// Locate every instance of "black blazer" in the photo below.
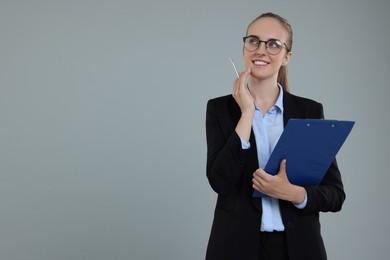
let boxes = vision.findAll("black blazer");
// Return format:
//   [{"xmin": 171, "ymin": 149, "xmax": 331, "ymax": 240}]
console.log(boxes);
[{"xmin": 205, "ymin": 91, "xmax": 345, "ymax": 260}]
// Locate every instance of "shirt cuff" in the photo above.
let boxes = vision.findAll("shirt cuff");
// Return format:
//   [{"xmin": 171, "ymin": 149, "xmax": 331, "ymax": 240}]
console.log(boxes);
[
  {"xmin": 293, "ymin": 192, "xmax": 307, "ymax": 209},
  {"xmin": 239, "ymin": 136, "xmax": 251, "ymax": 149}
]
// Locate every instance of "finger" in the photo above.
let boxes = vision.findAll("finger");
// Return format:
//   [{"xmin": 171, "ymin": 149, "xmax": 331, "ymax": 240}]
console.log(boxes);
[
  {"xmin": 252, "ymin": 177, "xmax": 264, "ymax": 191},
  {"xmin": 233, "ymin": 78, "xmax": 240, "ymax": 96},
  {"xmin": 234, "ymin": 68, "xmax": 250, "ymax": 87},
  {"xmin": 253, "ymin": 168, "xmax": 263, "ymax": 178},
  {"xmin": 239, "ymin": 70, "xmax": 253, "ymax": 97},
  {"xmin": 254, "ymin": 168, "xmax": 270, "ymax": 180},
  {"xmin": 253, "ymin": 170, "xmax": 268, "ymax": 187},
  {"xmin": 233, "ymin": 71, "xmax": 248, "ymax": 98},
  {"xmin": 233, "ymin": 72, "xmax": 244, "ymax": 91},
  {"xmin": 253, "ymin": 174, "xmax": 272, "ymax": 194},
  {"xmin": 239, "ymin": 68, "xmax": 251, "ymax": 83},
  {"xmin": 245, "ymin": 68, "xmax": 251, "ymax": 77},
  {"xmin": 278, "ymin": 159, "xmax": 287, "ymax": 175}
]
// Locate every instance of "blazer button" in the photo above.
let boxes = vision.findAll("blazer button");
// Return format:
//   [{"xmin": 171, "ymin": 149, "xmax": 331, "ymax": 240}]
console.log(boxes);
[{"xmin": 286, "ymin": 222, "xmax": 294, "ymax": 229}]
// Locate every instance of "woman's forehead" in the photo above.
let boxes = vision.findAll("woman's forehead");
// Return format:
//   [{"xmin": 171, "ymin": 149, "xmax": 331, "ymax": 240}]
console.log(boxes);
[{"xmin": 247, "ymin": 18, "xmax": 288, "ymax": 40}]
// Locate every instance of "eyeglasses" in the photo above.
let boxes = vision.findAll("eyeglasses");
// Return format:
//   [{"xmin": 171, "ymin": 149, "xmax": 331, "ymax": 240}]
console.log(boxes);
[{"xmin": 243, "ymin": 35, "xmax": 290, "ymax": 55}]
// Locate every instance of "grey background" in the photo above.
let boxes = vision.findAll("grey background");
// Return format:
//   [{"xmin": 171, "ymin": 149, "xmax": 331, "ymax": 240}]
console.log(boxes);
[{"xmin": 1, "ymin": 0, "xmax": 389, "ymax": 259}]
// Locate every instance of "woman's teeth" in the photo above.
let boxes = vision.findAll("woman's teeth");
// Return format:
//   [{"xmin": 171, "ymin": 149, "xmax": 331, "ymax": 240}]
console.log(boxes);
[{"xmin": 253, "ymin": 60, "xmax": 268, "ymax": 65}]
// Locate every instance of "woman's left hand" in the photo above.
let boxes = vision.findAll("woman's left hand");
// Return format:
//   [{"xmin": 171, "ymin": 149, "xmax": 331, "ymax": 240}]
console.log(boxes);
[{"xmin": 252, "ymin": 160, "xmax": 306, "ymax": 204}]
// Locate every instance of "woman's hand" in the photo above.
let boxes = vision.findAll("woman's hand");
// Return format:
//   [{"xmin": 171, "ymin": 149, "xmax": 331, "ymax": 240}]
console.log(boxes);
[
  {"xmin": 232, "ymin": 69, "xmax": 254, "ymax": 115},
  {"xmin": 233, "ymin": 69, "xmax": 255, "ymax": 142},
  {"xmin": 252, "ymin": 160, "xmax": 306, "ymax": 204}
]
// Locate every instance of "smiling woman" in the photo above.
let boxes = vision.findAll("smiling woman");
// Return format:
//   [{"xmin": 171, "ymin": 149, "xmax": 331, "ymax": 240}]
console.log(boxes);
[
  {"xmin": 0, "ymin": 0, "xmax": 389, "ymax": 259},
  {"xmin": 243, "ymin": 13, "xmax": 293, "ymax": 95},
  {"xmin": 205, "ymin": 12, "xmax": 345, "ymax": 260}
]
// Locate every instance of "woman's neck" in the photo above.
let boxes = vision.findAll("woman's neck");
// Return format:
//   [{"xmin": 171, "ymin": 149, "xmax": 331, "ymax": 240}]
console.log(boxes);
[{"xmin": 248, "ymin": 77, "xmax": 280, "ymax": 112}]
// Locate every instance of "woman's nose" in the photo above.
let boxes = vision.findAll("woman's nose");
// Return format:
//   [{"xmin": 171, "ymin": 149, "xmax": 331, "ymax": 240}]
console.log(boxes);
[{"xmin": 255, "ymin": 42, "xmax": 267, "ymax": 55}]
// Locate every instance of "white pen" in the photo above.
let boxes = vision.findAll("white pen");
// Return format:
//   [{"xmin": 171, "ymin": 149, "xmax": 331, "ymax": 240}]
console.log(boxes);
[{"xmin": 229, "ymin": 57, "xmax": 240, "ymax": 78}]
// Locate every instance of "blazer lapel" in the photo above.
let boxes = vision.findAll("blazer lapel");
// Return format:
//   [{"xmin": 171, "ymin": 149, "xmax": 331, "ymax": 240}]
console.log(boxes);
[{"xmin": 282, "ymin": 91, "xmax": 297, "ymax": 126}]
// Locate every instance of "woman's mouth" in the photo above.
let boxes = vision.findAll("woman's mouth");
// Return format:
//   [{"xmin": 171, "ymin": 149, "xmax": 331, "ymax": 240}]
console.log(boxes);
[{"xmin": 253, "ymin": 60, "xmax": 269, "ymax": 65}]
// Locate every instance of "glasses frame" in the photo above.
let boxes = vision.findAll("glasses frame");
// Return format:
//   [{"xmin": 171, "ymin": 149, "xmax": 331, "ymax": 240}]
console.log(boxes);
[{"xmin": 243, "ymin": 35, "xmax": 291, "ymax": 55}]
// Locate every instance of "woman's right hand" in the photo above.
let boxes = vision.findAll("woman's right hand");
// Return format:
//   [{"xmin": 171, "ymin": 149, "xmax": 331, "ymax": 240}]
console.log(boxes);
[
  {"xmin": 233, "ymin": 68, "xmax": 254, "ymax": 142},
  {"xmin": 232, "ymin": 68, "xmax": 254, "ymax": 115}
]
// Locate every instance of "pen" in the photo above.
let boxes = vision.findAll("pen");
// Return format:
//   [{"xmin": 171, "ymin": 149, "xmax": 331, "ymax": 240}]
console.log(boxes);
[{"xmin": 229, "ymin": 57, "xmax": 239, "ymax": 78}]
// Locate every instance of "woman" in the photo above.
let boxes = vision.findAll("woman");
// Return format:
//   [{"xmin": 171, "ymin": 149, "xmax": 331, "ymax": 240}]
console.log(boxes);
[{"xmin": 205, "ymin": 12, "xmax": 345, "ymax": 260}]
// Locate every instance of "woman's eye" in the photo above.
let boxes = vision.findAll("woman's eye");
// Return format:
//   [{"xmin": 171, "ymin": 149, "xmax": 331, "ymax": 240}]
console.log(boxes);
[
  {"xmin": 268, "ymin": 40, "xmax": 281, "ymax": 49},
  {"xmin": 249, "ymin": 38, "xmax": 259, "ymax": 45}
]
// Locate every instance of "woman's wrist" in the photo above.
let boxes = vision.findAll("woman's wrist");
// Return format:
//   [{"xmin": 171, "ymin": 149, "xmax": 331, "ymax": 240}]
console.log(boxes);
[
  {"xmin": 235, "ymin": 111, "xmax": 254, "ymax": 142},
  {"xmin": 288, "ymin": 185, "xmax": 306, "ymax": 204}
]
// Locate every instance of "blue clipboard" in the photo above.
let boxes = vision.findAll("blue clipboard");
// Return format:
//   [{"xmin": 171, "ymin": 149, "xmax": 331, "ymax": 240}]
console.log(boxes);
[{"xmin": 253, "ymin": 119, "xmax": 355, "ymax": 197}]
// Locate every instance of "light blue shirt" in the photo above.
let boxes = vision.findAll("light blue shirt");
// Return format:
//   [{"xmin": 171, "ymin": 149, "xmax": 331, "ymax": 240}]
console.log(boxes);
[{"xmin": 240, "ymin": 85, "xmax": 307, "ymax": 232}]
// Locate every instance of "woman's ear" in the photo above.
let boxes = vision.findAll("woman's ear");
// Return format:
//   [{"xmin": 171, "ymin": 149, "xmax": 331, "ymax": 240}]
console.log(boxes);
[{"xmin": 282, "ymin": 51, "xmax": 292, "ymax": 66}]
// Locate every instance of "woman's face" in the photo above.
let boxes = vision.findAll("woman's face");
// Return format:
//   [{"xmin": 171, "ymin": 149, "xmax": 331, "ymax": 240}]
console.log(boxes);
[{"xmin": 243, "ymin": 17, "xmax": 291, "ymax": 82}]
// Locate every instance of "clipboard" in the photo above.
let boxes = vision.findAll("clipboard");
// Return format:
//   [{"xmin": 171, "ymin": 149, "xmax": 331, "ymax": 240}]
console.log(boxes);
[{"xmin": 253, "ymin": 119, "xmax": 355, "ymax": 197}]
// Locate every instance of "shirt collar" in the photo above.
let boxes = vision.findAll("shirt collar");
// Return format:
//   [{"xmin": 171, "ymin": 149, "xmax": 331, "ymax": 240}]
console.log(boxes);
[{"xmin": 275, "ymin": 83, "xmax": 284, "ymax": 113}]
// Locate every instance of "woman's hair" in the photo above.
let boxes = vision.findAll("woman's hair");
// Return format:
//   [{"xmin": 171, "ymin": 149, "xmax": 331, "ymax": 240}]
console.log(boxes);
[{"xmin": 246, "ymin": 12, "xmax": 293, "ymax": 92}]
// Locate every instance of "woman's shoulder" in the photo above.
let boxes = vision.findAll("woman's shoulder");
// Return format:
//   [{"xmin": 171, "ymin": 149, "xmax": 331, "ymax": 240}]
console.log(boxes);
[
  {"xmin": 284, "ymin": 91, "xmax": 322, "ymax": 107},
  {"xmin": 284, "ymin": 91, "xmax": 324, "ymax": 117},
  {"xmin": 206, "ymin": 94, "xmax": 240, "ymax": 118},
  {"xmin": 207, "ymin": 94, "xmax": 233, "ymax": 104},
  {"xmin": 206, "ymin": 94, "xmax": 236, "ymax": 109}
]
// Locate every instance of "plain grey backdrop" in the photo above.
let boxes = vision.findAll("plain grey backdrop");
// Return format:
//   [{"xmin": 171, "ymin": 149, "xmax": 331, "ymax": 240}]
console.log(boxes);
[{"xmin": 1, "ymin": 0, "xmax": 389, "ymax": 259}]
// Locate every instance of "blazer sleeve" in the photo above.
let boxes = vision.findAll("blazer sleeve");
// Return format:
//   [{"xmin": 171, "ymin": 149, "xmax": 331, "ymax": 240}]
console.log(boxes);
[{"xmin": 205, "ymin": 98, "xmax": 253, "ymax": 196}]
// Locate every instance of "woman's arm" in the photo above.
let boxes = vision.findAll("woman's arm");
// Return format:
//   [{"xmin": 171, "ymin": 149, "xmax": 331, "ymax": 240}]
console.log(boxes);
[
  {"xmin": 206, "ymin": 99, "xmax": 252, "ymax": 195},
  {"xmin": 206, "ymin": 70, "xmax": 255, "ymax": 195}
]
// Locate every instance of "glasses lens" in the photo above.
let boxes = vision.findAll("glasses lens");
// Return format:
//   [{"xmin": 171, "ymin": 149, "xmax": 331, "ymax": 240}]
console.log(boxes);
[
  {"xmin": 244, "ymin": 36, "xmax": 259, "ymax": 52},
  {"xmin": 266, "ymin": 39, "xmax": 283, "ymax": 55}
]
